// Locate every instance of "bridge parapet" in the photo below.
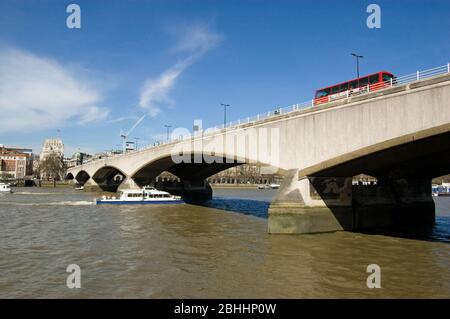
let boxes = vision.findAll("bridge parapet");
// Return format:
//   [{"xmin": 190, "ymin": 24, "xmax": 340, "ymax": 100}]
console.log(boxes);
[{"xmin": 66, "ymin": 65, "xmax": 450, "ymax": 234}]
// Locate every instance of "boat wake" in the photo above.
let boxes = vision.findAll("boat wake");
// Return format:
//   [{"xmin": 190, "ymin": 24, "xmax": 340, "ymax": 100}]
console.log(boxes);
[
  {"xmin": 0, "ymin": 200, "xmax": 94, "ymax": 206},
  {"xmin": 14, "ymin": 192, "xmax": 62, "ymax": 196}
]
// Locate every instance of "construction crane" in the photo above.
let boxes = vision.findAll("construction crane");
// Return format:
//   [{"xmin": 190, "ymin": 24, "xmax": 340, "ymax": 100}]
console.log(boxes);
[{"xmin": 120, "ymin": 114, "xmax": 146, "ymax": 153}]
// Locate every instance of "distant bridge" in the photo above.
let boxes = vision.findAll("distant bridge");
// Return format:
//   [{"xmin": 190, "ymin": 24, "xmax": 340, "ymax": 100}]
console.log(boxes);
[{"xmin": 67, "ymin": 64, "xmax": 450, "ymax": 234}]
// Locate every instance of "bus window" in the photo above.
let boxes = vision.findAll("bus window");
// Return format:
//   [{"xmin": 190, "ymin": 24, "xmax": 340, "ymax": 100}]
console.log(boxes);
[
  {"xmin": 331, "ymin": 86, "xmax": 340, "ymax": 94},
  {"xmin": 359, "ymin": 77, "xmax": 369, "ymax": 86},
  {"xmin": 340, "ymin": 83, "xmax": 348, "ymax": 92},
  {"xmin": 382, "ymin": 73, "xmax": 393, "ymax": 82},
  {"xmin": 349, "ymin": 80, "xmax": 358, "ymax": 89},
  {"xmin": 317, "ymin": 88, "xmax": 331, "ymax": 98},
  {"xmin": 369, "ymin": 74, "xmax": 379, "ymax": 84},
  {"xmin": 315, "ymin": 89, "xmax": 328, "ymax": 98}
]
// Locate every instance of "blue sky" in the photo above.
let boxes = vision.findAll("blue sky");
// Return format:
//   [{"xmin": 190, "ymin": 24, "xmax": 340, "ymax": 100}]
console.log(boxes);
[{"xmin": 0, "ymin": 0, "xmax": 449, "ymax": 156}]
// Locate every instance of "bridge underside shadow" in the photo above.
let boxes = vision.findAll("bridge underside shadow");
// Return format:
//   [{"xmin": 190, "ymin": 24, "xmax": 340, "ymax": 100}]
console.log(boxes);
[
  {"xmin": 92, "ymin": 166, "xmax": 126, "ymax": 192},
  {"xmin": 269, "ymin": 129, "xmax": 450, "ymax": 234},
  {"xmin": 131, "ymin": 155, "xmax": 244, "ymax": 200},
  {"xmin": 74, "ymin": 170, "xmax": 90, "ymax": 186}
]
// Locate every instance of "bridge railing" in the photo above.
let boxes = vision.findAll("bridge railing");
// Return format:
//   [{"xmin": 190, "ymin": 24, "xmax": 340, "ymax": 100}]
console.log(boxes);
[
  {"xmin": 74, "ymin": 63, "xmax": 450, "ymax": 166},
  {"xmin": 217, "ymin": 63, "xmax": 450, "ymax": 132}
]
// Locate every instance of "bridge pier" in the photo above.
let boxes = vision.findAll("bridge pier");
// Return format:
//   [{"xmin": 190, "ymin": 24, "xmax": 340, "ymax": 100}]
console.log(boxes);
[
  {"xmin": 182, "ymin": 180, "xmax": 213, "ymax": 201},
  {"xmin": 268, "ymin": 170, "xmax": 435, "ymax": 234},
  {"xmin": 352, "ymin": 177, "xmax": 435, "ymax": 229},
  {"xmin": 268, "ymin": 170, "xmax": 354, "ymax": 234},
  {"xmin": 155, "ymin": 179, "xmax": 213, "ymax": 201},
  {"xmin": 118, "ymin": 177, "xmax": 140, "ymax": 191},
  {"xmin": 82, "ymin": 178, "xmax": 103, "ymax": 192}
]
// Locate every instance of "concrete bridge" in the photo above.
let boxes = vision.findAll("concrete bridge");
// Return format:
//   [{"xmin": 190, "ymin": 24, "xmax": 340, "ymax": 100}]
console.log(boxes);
[{"xmin": 67, "ymin": 70, "xmax": 450, "ymax": 234}]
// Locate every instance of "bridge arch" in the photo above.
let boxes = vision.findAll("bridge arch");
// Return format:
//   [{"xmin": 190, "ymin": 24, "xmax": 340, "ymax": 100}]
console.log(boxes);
[
  {"xmin": 92, "ymin": 165, "xmax": 126, "ymax": 192},
  {"xmin": 75, "ymin": 170, "xmax": 90, "ymax": 184},
  {"xmin": 299, "ymin": 124, "xmax": 450, "ymax": 179},
  {"xmin": 130, "ymin": 152, "xmax": 266, "ymax": 187},
  {"xmin": 65, "ymin": 172, "xmax": 74, "ymax": 180}
]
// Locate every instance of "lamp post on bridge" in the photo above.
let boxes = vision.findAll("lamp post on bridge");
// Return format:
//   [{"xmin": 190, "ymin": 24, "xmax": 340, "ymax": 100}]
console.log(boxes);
[
  {"xmin": 164, "ymin": 125, "xmax": 172, "ymax": 141},
  {"xmin": 134, "ymin": 137, "xmax": 140, "ymax": 151},
  {"xmin": 351, "ymin": 53, "xmax": 363, "ymax": 78},
  {"xmin": 221, "ymin": 103, "xmax": 230, "ymax": 129}
]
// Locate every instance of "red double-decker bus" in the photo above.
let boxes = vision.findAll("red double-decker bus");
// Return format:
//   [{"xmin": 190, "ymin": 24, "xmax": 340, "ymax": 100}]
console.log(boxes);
[{"xmin": 314, "ymin": 71, "xmax": 395, "ymax": 105}]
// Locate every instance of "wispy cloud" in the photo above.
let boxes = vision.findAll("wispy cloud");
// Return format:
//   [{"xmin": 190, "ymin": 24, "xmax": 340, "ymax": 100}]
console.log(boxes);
[
  {"xmin": 0, "ymin": 48, "xmax": 109, "ymax": 133},
  {"xmin": 139, "ymin": 24, "xmax": 223, "ymax": 117},
  {"xmin": 107, "ymin": 115, "xmax": 141, "ymax": 124},
  {"xmin": 78, "ymin": 106, "xmax": 110, "ymax": 125},
  {"xmin": 171, "ymin": 23, "xmax": 224, "ymax": 55}
]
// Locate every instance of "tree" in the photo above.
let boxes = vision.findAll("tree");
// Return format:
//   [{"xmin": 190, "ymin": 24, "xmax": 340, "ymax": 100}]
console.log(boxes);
[
  {"xmin": 39, "ymin": 153, "xmax": 66, "ymax": 187},
  {"xmin": 0, "ymin": 172, "xmax": 13, "ymax": 181}
]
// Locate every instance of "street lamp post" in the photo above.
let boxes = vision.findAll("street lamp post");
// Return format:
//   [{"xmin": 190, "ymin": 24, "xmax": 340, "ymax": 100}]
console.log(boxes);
[
  {"xmin": 134, "ymin": 137, "xmax": 140, "ymax": 150},
  {"xmin": 221, "ymin": 103, "xmax": 230, "ymax": 129},
  {"xmin": 351, "ymin": 53, "xmax": 363, "ymax": 78},
  {"xmin": 164, "ymin": 125, "xmax": 172, "ymax": 141}
]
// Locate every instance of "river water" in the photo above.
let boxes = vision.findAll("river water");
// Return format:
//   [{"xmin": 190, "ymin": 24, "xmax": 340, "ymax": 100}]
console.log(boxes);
[{"xmin": 1, "ymin": 187, "xmax": 449, "ymax": 298}]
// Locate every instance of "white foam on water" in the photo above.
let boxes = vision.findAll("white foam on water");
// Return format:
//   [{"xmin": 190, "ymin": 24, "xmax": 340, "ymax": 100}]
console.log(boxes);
[
  {"xmin": 53, "ymin": 201, "xmax": 94, "ymax": 206},
  {"xmin": 14, "ymin": 192, "xmax": 61, "ymax": 196},
  {"xmin": 120, "ymin": 225, "xmax": 138, "ymax": 231},
  {"xmin": 0, "ymin": 201, "xmax": 94, "ymax": 206}
]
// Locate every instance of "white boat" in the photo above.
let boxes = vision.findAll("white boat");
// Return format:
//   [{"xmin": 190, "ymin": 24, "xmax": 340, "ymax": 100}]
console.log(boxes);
[
  {"xmin": 432, "ymin": 184, "xmax": 450, "ymax": 197},
  {"xmin": 75, "ymin": 186, "xmax": 84, "ymax": 190},
  {"xmin": 269, "ymin": 183, "xmax": 280, "ymax": 189},
  {"xmin": 95, "ymin": 186, "xmax": 184, "ymax": 205},
  {"xmin": 0, "ymin": 183, "xmax": 12, "ymax": 193}
]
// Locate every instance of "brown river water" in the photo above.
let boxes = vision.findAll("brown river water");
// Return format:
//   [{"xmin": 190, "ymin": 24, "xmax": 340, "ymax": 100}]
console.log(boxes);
[{"xmin": 0, "ymin": 187, "xmax": 449, "ymax": 298}]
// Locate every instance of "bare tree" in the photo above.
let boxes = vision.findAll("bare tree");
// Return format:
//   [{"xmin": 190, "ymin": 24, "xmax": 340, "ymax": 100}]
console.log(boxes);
[{"xmin": 39, "ymin": 153, "xmax": 66, "ymax": 187}]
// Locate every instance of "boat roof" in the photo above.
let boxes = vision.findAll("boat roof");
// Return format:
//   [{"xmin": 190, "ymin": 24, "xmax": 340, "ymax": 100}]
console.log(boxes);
[{"xmin": 119, "ymin": 188, "xmax": 169, "ymax": 194}]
